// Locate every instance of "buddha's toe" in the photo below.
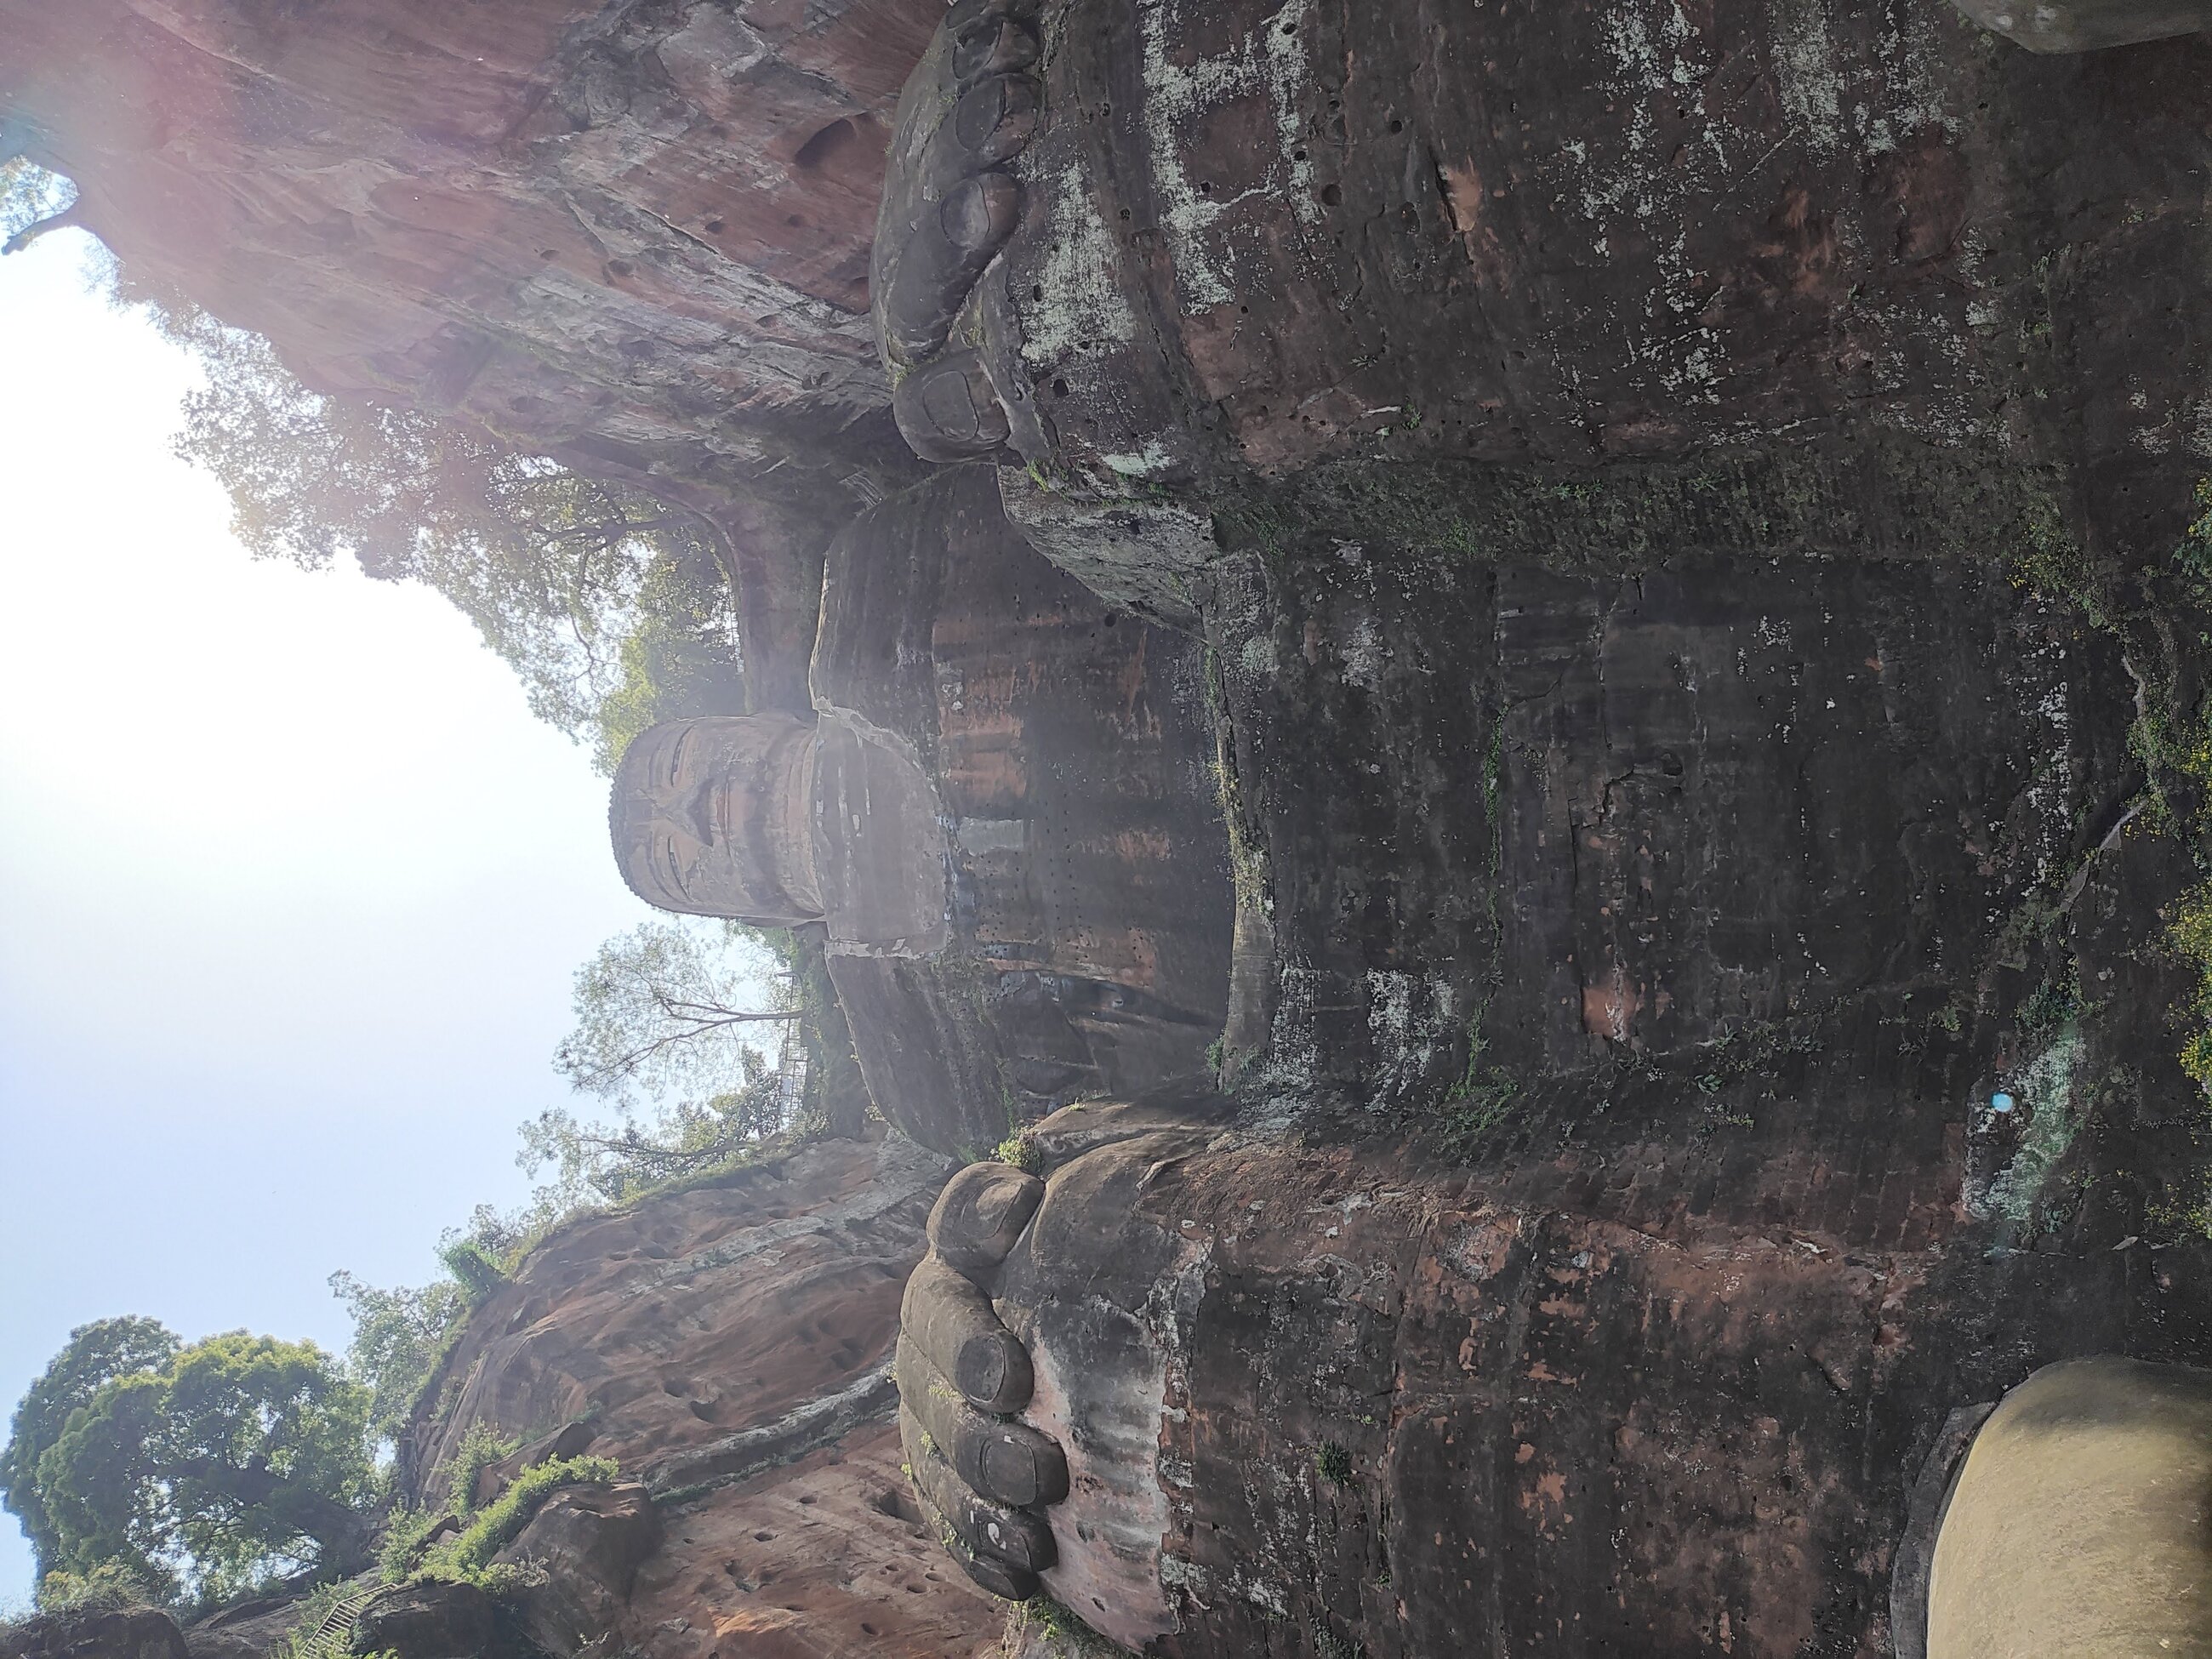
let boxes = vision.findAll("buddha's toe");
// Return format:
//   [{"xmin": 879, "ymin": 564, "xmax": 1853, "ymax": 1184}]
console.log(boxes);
[
  {"xmin": 883, "ymin": 173, "xmax": 1023, "ymax": 363},
  {"xmin": 893, "ymin": 350, "xmax": 1013, "ymax": 461}
]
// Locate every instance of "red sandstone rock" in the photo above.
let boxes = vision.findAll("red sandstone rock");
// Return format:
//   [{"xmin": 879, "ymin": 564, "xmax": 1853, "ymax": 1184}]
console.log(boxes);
[
  {"xmin": 0, "ymin": 1610, "xmax": 190, "ymax": 1659},
  {"xmin": 348, "ymin": 1582, "xmax": 501, "ymax": 1659},
  {"xmin": 493, "ymin": 1482, "xmax": 659, "ymax": 1658},
  {"xmin": 0, "ymin": 0, "xmax": 934, "ymax": 470},
  {"xmin": 177, "ymin": 1599, "xmax": 312, "ymax": 1659},
  {"xmin": 0, "ymin": 0, "xmax": 955, "ymax": 704},
  {"xmin": 399, "ymin": 1134, "xmax": 1007, "ymax": 1659}
]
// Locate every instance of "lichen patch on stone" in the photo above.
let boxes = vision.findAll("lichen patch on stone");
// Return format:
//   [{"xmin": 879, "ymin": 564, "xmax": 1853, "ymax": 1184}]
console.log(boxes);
[
  {"xmin": 1138, "ymin": 0, "xmax": 1316, "ymax": 314},
  {"xmin": 1020, "ymin": 160, "xmax": 1137, "ymax": 365}
]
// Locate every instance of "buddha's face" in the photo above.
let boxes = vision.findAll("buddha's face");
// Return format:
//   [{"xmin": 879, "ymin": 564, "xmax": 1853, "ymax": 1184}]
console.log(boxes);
[{"xmin": 609, "ymin": 716, "xmax": 824, "ymax": 922}]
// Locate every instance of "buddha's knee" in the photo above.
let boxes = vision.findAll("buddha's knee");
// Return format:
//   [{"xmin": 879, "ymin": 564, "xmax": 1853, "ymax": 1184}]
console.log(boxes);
[{"xmin": 1929, "ymin": 1356, "xmax": 2212, "ymax": 1658}]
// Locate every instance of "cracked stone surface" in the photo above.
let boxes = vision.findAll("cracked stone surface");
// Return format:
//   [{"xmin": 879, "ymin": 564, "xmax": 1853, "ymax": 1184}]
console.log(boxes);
[
  {"xmin": 870, "ymin": 0, "xmax": 2212, "ymax": 601},
  {"xmin": 396, "ymin": 1134, "xmax": 1009, "ymax": 1659}
]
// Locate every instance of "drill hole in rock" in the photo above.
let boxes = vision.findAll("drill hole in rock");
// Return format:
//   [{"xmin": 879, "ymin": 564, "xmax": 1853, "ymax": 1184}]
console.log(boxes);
[{"xmin": 793, "ymin": 117, "xmax": 859, "ymax": 172}]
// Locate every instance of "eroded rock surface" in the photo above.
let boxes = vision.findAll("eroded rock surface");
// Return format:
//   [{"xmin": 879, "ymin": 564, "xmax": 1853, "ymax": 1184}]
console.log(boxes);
[
  {"xmin": 1208, "ymin": 546, "xmax": 2140, "ymax": 1109},
  {"xmin": 809, "ymin": 469, "xmax": 1234, "ymax": 1153},
  {"xmin": 350, "ymin": 1582, "xmax": 501, "ymax": 1659},
  {"xmin": 0, "ymin": 0, "xmax": 957, "ymax": 704},
  {"xmin": 18, "ymin": 0, "xmax": 2212, "ymax": 1654},
  {"xmin": 1952, "ymin": 0, "xmax": 2212, "ymax": 51},
  {"xmin": 874, "ymin": 0, "xmax": 2212, "ymax": 619},
  {"xmin": 397, "ymin": 1133, "xmax": 1008, "ymax": 1659},
  {"xmin": 875, "ymin": 461, "xmax": 2212, "ymax": 1656},
  {"xmin": 1, "ymin": 0, "xmax": 934, "ymax": 470},
  {"xmin": 897, "ymin": 1047, "xmax": 2212, "ymax": 1656},
  {"xmin": 0, "ymin": 1610, "xmax": 191, "ymax": 1659},
  {"xmin": 177, "ymin": 1597, "xmax": 313, "ymax": 1659},
  {"xmin": 496, "ymin": 1483, "xmax": 660, "ymax": 1659}
]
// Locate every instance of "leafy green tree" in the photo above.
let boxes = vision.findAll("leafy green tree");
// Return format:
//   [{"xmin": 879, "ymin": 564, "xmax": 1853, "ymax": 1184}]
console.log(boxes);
[
  {"xmin": 552, "ymin": 921, "xmax": 797, "ymax": 1103},
  {"xmin": 523, "ymin": 921, "xmax": 800, "ymax": 1207},
  {"xmin": 590, "ymin": 599, "xmax": 754, "ymax": 774},
  {"xmin": 325, "ymin": 1200, "xmax": 537, "ymax": 1457},
  {"xmin": 158, "ymin": 316, "xmax": 744, "ymax": 765},
  {"xmin": 3, "ymin": 159, "xmax": 745, "ymax": 766},
  {"xmin": 325, "ymin": 1274, "xmax": 465, "ymax": 1445},
  {"xmin": 0, "ymin": 155, "xmax": 80, "ymax": 255},
  {"xmin": 435, "ymin": 1237, "xmax": 509, "ymax": 1308},
  {"xmin": 8, "ymin": 1329, "xmax": 375, "ymax": 1602},
  {"xmin": 1, "ymin": 1318, "xmax": 179, "ymax": 1576},
  {"xmin": 521, "ymin": 1052, "xmax": 788, "ymax": 1209}
]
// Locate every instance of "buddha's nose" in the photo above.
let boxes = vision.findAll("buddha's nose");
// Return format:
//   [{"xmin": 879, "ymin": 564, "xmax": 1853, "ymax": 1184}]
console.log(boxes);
[{"xmin": 679, "ymin": 781, "xmax": 718, "ymax": 846}]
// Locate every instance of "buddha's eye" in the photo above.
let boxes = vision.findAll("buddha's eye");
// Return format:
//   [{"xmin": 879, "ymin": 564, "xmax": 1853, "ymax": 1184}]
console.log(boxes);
[
  {"xmin": 666, "ymin": 733, "xmax": 691, "ymax": 787},
  {"xmin": 660, "ymin": 841, "xmax": 686, "ymax": 896}
]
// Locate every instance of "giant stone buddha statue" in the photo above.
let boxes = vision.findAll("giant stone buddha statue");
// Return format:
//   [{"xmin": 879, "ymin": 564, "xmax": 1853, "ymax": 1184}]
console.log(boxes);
[
  {"xmin": 610, "ymin": 465, "xmax": 1235, "ymax": 1156},
  {"xmin": 608, "ymin": 2, "xmax": 2212, "ymax": 1648},
  {"xmin": 613, "ymin": 710, "xmax": 951, "ymax": 954}
]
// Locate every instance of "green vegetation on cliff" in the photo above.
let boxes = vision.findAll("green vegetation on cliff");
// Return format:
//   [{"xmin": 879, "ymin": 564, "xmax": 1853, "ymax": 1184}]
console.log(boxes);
[
  {"xmin": 374, "ymin": 1445, "xmax": 619, "ymax": 1597},
  {"xmin": 316, "ymin": 915, "xmax": 865, "ymax": 1479},
  {"xmin": 167, "ymin": 317, "xmax": 744, "ymax": 773},
  {"xmin": 322, "ymin": 1279, "xmax": 465, "ymax": 1449},
  {"xmin": 527, "ymin": 921, "xmax": 803, "ymax": 1210},
  {"xmin": 423, "ymin": 1456, "xmax": 618, "ymax": 1583}
]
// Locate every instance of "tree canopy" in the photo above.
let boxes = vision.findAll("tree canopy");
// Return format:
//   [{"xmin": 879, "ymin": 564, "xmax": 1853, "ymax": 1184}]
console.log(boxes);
[
  {"xmin": 0, "ymin": 1317, "xmax": 179, "ymax": 1578},
  {"xmin": 523, "ymin": 921, "xmax": 803, "ymax": 1207},
  {"xmin": 552, "ymin": 921, "xmax": 798, "ymax": 1103},
  {"xmin": 0, "ymin": 156, "xmax": 79, "ymax": 255},
  {"xmin": 324, "ymin": 1274, "xmax": 466, "ymax": 1447},
  {"xmin": 5, "ymin": 160, "xmax": 750, "ymax": 772},
  {"xmin": 2, "ymin": 1325, "xmax": 375, "ymax": 1604},
  {"xmin": 157, "ymin": 314, "xmax": 746, "ymax": 771}
]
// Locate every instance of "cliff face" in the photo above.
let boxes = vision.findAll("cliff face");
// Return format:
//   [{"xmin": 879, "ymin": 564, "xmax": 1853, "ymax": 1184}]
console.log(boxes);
[
  {"xmin": 2, "ymin": 0, "xmax": 933, "ymax": 470},
  {"xmin": 0, "ymin": 0, "xmax": 952, "ymax": 703},
  {"xmin": 400, "ymin": 1134, "xmax": 1008, "ymax": 1659},
  {"xmin": 875, "ymin": 0, "xmax": 2212, "ymax": 629},
  {"xmin": 19, "ymin": 0, "xmax": 2212, "ymax": 1654},
  {"xmin": 909, "ymin": 527, "xmax": 2212, "ymax": 1656},
  {"xmin": 1209, "ymin": 551, "xmax": 2140, "ymax": 1104},
  {"xmin": 857, "ymin": 9, "xmax": 2212, "ymax": 1652}
]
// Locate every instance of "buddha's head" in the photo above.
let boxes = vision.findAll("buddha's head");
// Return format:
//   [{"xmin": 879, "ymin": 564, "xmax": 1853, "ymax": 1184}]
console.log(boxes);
[{"xmin": 609, "ymin": 715, "xmax": 824, "ymax": 922}]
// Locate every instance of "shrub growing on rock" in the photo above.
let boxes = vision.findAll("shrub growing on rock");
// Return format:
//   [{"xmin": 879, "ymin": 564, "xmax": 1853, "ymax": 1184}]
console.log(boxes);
[{"xmin": 413, "ymin": 1457, "xmax": 620, "ymax": 1586}]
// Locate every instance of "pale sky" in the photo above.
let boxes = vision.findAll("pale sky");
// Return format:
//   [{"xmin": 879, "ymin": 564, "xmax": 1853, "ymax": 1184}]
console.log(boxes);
[{"xmin": 0, "ymin": 233, "xmax": 668, "ymax": 1605}]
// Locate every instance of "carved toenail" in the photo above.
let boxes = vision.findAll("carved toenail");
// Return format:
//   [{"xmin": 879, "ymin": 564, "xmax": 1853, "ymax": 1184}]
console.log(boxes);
[
  {"xmin": 952, "ymin": 16, "xmax": 1040, "ymax": 83},
  {"xmin": 940, "ymin": 173, "xmax": 1021, "ymax": 256},
  {"xmin": 952, "ymin": 75, "xmax": 1040, "ymax": 167}
]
